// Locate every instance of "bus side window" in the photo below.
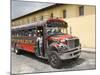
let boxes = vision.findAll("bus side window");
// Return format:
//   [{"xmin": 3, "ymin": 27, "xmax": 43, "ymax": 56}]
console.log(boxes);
[
  {"xmin": 12, "ymin": 31, "xmax": 14, "ymax": 37},
  {"xmin": 32, "ymin": 29, "xmax": 37, "ymax": 37},
  {"xmin": 20, "ymin": 30, "xmax": 23, "ymax": 37},
  {"xmin": 18, "ymin": 31, "xmax": 21, "ymax": 37},
  {"xmin": 21, "ymin": 30, "xmax": 24, "ymax": 36},
  {"xmin": 16, "ymin": 33, "xmax": 19, "ymax": 37},
  {"xmin": 28, "ymin": 28, "xmax": 37, "ymax": 37},
  {"xmin": 22, "ymin": 30, "xmax": 26, "ymax": 37},
  {"xmin": 16, "ymin": 33, "xmax": 18, "ymax": 37},
  {"xmin": 28, "ymin": 32, "xmax": 32, "ymax": 37},
  {"xmin": 27, "ymin": 29, "xmax": 32, "ymax": 37},
  {"xmin": 24, "ymin": 30, "xmax": 28, "ymax": 36}
]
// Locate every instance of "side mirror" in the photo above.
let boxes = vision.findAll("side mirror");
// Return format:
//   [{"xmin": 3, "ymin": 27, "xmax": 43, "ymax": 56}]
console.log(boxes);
[
  {"xmin": 70, "ymin": 26, "xmax": 72, "ymax": 35},
  {"xmin": 67, "ymin": 26, "xmax": 72, "ymax": 35}
]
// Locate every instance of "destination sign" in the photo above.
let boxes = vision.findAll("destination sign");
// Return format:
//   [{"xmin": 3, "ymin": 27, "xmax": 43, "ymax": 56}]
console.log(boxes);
[{"xmin": 47, "ymin": 21, "xmax": 67, "ymax": 27}]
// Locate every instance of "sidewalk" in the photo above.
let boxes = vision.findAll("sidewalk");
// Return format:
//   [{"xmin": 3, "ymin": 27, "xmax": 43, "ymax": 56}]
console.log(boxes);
[{"xmin": 81, "ymin": 48, "xmax": 96, "ymax": 53}]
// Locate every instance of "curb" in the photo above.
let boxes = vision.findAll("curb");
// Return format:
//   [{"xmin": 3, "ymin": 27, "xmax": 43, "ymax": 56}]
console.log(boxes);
[{"xmin": 81, "ymin": 48, "xmax": 96, "ymax": 54}]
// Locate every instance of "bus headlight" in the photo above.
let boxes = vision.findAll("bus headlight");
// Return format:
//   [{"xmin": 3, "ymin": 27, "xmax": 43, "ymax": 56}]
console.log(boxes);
[{"xmin": 58, "ymin": 43, "xmax": 68, "ymax": 52}]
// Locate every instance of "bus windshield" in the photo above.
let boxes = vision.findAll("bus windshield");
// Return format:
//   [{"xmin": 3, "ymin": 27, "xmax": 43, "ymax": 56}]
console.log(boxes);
[
  {"xmin": 47, "ymin": 21, "xmax": 68, "ymax": 35},
  {"xmin": 46, "ymin": 27, "xmax": 67, "ymax": 35}
]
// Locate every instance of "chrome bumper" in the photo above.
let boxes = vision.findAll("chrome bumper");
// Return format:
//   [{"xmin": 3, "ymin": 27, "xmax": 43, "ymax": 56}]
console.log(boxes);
[{"xmin": 59, "ymin": 48, "xmax": 81, "ymax": 60}]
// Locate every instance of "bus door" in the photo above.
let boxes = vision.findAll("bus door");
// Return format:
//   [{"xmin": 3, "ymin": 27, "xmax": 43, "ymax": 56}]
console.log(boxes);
[{"xmin": 36, "ymin": 26, "xmax": 45, "ymax": 57}]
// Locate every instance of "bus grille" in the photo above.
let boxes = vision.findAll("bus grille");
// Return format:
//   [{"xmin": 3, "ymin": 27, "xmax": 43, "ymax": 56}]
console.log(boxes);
[
  {"xmin": 67, "ymin": 39, "xmax": 79, "ymax": 49},
  {"xmin": 75, "ymin": 39, "xmax": 79, "ymax": 47}
]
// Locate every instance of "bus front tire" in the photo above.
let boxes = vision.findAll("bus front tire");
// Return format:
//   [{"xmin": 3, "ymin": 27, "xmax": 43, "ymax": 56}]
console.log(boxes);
[{"xmin": 48, "ymin": 51, "xmax": 62, "ymax": 69}]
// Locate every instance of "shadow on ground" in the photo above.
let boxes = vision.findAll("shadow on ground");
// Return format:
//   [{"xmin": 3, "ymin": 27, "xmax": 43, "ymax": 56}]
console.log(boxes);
[
  {"xmin": 62, "ymin": 58, "xmax": 85, "ymax": 69},
  {"xmin": 20, "ymin": 51, "xmax": 49, "ymax": 64},
  {"xmin": 16, "ymin": 51, "xmax": 85, "ymax": 69}
]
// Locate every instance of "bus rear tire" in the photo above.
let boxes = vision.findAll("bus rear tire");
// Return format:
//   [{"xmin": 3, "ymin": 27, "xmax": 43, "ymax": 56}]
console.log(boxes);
[
  {"xmin": 48, "ymin": 51, "xmax": 62, "ymax": 69},
  {"xmin": 14, "ymin": 48, "xmax": 21, "ymax": 55}
]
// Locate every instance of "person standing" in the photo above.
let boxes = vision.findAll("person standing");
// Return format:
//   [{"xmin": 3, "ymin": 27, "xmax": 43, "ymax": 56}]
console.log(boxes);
[{"xmin": 36, "ymin": 33, "xmax": 43, "ymax": 56}]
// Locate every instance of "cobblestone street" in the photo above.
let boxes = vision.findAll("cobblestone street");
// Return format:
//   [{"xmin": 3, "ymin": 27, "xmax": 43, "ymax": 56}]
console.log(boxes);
[{"xmin": 11, "ymin": 51, "xmax": 96, "ymax": 74}]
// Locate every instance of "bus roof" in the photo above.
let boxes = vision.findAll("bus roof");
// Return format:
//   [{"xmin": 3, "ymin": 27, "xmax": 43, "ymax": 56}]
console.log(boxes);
[
  {"xmin": 11, "ymin": 19, "xmax": 67, "ymax": 31},
  {"xmin": 11, "ymin": 20, "xmax": 47, "ymax": 30}
]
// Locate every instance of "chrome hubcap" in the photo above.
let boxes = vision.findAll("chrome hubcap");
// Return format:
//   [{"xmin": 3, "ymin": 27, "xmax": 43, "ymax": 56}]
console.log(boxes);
[
  {"xmin": 15, "ymin": 49, "xmax": 18, "ymax": 53},
  {"xmin": 51, "ymin": 55, "xmax": 57, "ymax": 65}
]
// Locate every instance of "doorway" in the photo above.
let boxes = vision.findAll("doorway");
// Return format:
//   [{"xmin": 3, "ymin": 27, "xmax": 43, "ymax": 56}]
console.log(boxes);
[{"xmin": 36, "ymin": 26, "xmax": 45, "ymax": 57}]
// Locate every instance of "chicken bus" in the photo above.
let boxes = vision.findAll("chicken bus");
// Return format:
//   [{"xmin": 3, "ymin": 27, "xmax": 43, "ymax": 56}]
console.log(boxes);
[{"xmin": 11, "ymin": 18, "xmax": 81, "ymax": 68}]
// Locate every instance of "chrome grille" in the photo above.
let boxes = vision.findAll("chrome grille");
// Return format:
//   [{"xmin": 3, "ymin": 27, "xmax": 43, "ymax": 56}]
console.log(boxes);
[
  {"xmin": 75, "ymin": 39, "xmax": 79, "ymax": 47},
  {"xmin": 67, "ymin": 39, "xmax": 79, "ymax": 49},
  {"xmin": 68, "ymin": 40, "xmax": 75, "ymax": 49}
]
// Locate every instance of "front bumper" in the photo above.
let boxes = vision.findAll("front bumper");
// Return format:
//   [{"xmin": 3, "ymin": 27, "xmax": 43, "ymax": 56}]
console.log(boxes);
[{"xmin": 59, "ymin": 48, "xmax": 81, "ymax": 60}]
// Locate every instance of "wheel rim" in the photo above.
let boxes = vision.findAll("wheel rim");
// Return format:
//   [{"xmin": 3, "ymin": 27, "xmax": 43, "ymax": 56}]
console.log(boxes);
[
  {"xmin": 15, "ymin": 49, "xmax": 18, "ymax": 53},
  {"xmin": 50, "ymin": 54, "xmax": 58, "ymax": 66}
]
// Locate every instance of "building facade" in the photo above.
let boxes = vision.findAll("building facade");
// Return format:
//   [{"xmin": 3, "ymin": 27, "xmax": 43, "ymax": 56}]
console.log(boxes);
[{"xmin": 11, "ymin": 4, "xmax": 96, "ymax": 49}]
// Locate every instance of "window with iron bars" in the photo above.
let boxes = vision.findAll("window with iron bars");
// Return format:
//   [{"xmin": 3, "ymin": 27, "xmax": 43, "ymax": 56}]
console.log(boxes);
[{"xmin": 79, "ymin": 6, "xmax": 84, "ymax": 16}]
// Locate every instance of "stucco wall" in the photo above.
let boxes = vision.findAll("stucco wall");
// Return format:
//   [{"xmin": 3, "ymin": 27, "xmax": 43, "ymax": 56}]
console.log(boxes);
[{"xmin": 64, "ymin": 15, "xmax": 95, "ymax": 48}]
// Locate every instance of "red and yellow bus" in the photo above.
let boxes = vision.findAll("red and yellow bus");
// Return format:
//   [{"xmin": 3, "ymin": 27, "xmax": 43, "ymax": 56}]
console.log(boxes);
[{"xmin": 11, "ymin": 18, "xmax": 81, "ymax": 68}]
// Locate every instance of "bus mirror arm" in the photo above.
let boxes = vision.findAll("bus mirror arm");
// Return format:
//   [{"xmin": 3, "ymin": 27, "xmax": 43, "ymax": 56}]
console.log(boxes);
[{"xmin": 70, "ymin": 26, "xmax": 72, "ymax": 35}]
